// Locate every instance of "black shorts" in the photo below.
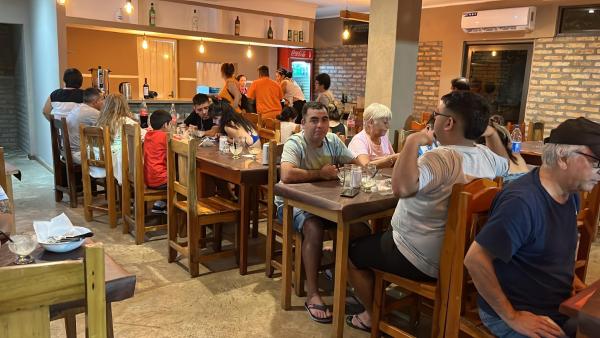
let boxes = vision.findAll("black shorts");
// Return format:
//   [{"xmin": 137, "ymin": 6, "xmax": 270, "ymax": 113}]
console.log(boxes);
[{"xmin": 349, "ymin": 230, "xmax": 435, "ymax": 282}]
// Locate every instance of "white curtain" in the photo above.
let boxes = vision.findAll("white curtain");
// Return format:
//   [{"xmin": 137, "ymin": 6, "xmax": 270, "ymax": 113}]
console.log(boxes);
[{"xmin": 196, "ymin": 62, "xmax": 222, "ymax": 88}]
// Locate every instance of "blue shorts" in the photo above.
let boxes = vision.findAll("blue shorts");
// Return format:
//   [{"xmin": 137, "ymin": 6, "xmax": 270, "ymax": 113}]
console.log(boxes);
[
  {"xmin": 276, "ymin": 204, "xmax": 337, "ymax": 232},
  {"xmin": 479, "ymin": 309, "xmax": 573, "ymax": 338}
]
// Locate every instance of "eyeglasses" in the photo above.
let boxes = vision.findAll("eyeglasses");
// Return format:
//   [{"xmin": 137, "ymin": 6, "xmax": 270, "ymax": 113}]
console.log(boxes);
[
  {"xmin": 575, "ymin": 151, "xmax": 600, "ymax": 169},
  {"xmin": 432, "ymin": 111, "xmax": 452, "ymax": 119}
]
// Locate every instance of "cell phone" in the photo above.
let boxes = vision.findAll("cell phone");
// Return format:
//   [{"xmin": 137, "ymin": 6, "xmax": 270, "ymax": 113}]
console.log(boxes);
[{"xmin": 340, "ymin": 187, "xmax": 360, "ymax": 198}]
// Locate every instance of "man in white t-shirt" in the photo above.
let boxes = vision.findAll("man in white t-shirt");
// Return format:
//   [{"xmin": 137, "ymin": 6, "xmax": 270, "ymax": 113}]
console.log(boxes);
[
  {"xmin": 0, "ymin": 185, "xmax": 12, "ymax": 235},
  {"xmin": 344, "ymin": 91, "xmax": 509, "ymax": 332},
  {"xmin": 66, "ymin": 88, "xmax": 104, "ymax": 164}
]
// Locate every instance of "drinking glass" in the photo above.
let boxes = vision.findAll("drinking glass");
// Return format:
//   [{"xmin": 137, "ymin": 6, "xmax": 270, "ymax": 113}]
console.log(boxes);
[
  {"xmin": 361, "ymin": 172, "xmax": 376, "ymax": 192},
  {"xmin": 247, "ymin": 142, "xmax": 261, "ymax": 160},
  {"xmin": 230, "ymin": 137, "xmax": 244, "ymax": 159},
  {"xmin": 376, "ymin": 175, "xmax": 393, "ymax": 195},
  {"xmin": 8, "ymin": 234, "xmax": 37, "ymax": 265},
  {"xmin": 337, "ymin": 166, "xmax": 347, "ymax": 186}
]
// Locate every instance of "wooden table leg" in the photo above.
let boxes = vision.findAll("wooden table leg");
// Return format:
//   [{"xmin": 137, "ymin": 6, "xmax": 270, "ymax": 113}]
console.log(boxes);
[
  {"xmin": 107, "ymin": 303, "xmax": 114, "ymax": 338},
  {"xmin": 332, "ymin": 214, "xmax": 349, "ymax": 338},
  {"xmin": 238, "ymin": 183, "xmax": 250, "ymax": 275},
  {"xmin": 4, "ymin": 175, "xmax": 15, "ymax": 233},
  {"xmin": 281, "ymin": 201, "xmax": 293, "ymax": 310}
]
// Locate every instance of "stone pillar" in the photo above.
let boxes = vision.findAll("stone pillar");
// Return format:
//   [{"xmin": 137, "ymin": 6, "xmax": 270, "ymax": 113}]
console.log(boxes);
[{"xmin": 365, "ymin": 0, "xmax": 422, "ymax": 135}]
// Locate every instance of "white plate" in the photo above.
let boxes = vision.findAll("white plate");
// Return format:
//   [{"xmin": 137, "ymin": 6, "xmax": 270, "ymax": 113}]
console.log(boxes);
[{"xmin": 38, "ymin": 226, "xmax": 90, "ymax": 253}]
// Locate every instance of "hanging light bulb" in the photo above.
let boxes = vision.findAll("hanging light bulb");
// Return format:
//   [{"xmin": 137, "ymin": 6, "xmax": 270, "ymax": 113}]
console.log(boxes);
[
  {"xmin": 124, "ymin": 0, "xmax": 134, "ymax": 14},
  {"xmin": 199, "ymin": 39, "xmax": 205, "ymax": 54},
  {"xmin": 142, "ymin": 35, "xmax": 148, "ymax": 50},
  {"xmin": 491, "ymin": 50, "xmax": 497, "ymax": 57},
  {"xmin": 342, "ymin": 27, "xmax": 350, "ymax": 40},
  {"xmin": 57, "ymin": 0, "xmax": 66, "ymax": 5},
  {"xmin": 246, "ymin": 45, "xmax": 253, "ymax": 58}
]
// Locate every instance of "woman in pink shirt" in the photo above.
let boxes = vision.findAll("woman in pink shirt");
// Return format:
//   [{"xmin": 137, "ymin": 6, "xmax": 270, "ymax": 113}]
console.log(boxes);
[{"xmin": 348, "ymin": 103, "xmax": 399, "ymax": 168}]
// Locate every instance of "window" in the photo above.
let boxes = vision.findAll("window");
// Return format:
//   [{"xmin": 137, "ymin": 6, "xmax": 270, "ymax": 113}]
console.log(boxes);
[{"xmin": 558, "ymin": 5, "xmax": 600, "ymax": 35}]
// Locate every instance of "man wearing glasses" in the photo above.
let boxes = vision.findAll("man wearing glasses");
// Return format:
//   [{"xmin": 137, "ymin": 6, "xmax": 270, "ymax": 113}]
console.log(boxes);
[{"xmin": 465, "ymin": 117, "xmax": 600, "ymax": 338}]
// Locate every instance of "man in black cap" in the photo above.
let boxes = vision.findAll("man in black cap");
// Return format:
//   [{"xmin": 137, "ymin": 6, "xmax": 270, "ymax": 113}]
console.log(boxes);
[{"xmin": 465, "ymin": 117, "xmax": 600, "ymax": 338}]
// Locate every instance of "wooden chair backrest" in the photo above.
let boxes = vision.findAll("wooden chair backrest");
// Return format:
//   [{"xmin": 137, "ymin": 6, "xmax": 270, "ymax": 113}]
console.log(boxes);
[
  {"xmin": 0, "ymin": 147, "xmax": 6, "ymax": 190},
  {"xmin": 262, "ymin": 118, "xmax": 281, "ymax": 142},
  {"xmin": 80, "ymin": 126, "xmax": 113, "ymax": 180},
  {"xmin": 0, "ymin": 243, "xmax": 107, "ymax": 337},
  {"xmin": 122, "ymin": 123, "xmax": 143, "ymax": 189},
  {"xmin": 242, "ymin": 112, "xmax": 261, "ymax": 128},
  {"xmin": 267, "ymin": 140, "xmax": 285, "ymax": 228},
  {"xmin": 51, "ymin": 117, "xmax": 68, "ymax": 165},
  {"xmin": 393, "ymin": 129, "xmax": 416, "ymax": 152},
  {"xmin": 410, "ymin": 120, "xmax": 426, "ymax": 131},
  {"xmin": 59, "ymin": 117, "xmax": 77, "ymax": 169},
  {"xmin": 576, "ymin": 183, "xmax": 600, "ymax": 280},
  {"xmin": 443, "ymin": 178, "xmax": 502, "ymax": 337},
  {"xmin": 167, "ymin": 137, "xmax": 199, "ymax": 217},
  {"xmin": 258, "ymin": 127, "xmax": 277, "ymax": 145}
]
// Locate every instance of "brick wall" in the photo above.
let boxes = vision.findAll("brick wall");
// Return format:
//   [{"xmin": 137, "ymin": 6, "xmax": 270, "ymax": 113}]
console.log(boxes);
[
  {"xmin": 412, "ymin": 41, "xmax": 442, "ymax": 117},
  {"xmin": 0, "ymin": 76, "xmax": 18, "ymax": 148},
  {"xmin": 525, "ymin": 36, "xmax": 600, "ymax": 135},
  {"xmin": 315, "ymin": 42, "xmax": 442, "ymax": 118},
  {"xmin": 314, "ymin": 44, "xmax": 368, "ymax": 103}
]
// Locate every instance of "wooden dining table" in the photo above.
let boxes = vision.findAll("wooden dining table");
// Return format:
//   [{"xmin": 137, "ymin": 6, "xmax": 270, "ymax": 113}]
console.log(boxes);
[
  {"xmin": 195, "ymin": 145, "xmax": 269, "ymax": 275},
  {"xmin": 4, "ymin": 162, "xmax": 21, "ymax": 233},
  {"xmin": 520, "ymin": 141, "xmax": 543, "ymax": 166},
  {"xmin": 275, "ymin": 178, "xmax": 398, "ymax": 337},
  {"xmin": 0, "ymin": 239, "xmax": 136, "ymax": 338},
  {"xmin": 560, "ymin": 279, "xmax": 600, "ymax": 337}
]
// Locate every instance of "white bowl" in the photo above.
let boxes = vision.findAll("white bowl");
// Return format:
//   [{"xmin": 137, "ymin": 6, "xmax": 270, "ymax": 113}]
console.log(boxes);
[{"xmin": 38, "ymin": 226, "xmax": 91, "ymax": 253}]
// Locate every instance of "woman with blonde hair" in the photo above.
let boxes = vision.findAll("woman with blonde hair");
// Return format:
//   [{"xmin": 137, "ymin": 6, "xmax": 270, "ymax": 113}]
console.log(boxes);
[
  {"xmin": 348, "ymin": 102, "xmax": 398, "ymax": 168},
  {"xmin": 95, "ymin": 93, "xmax": 145, "ymax": 184}
]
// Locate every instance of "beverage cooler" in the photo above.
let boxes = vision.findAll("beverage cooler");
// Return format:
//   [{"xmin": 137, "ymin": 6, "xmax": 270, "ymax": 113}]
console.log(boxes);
[{"xmin": 277, "ymin": 48, "xmax": 314, "ymax": 100}]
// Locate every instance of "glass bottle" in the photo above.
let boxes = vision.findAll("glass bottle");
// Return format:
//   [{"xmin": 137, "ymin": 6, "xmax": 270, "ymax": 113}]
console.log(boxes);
[
  {"xmin": 235, "ymin": 16, "xmax": 240, "ymax": 36},
  {"xmin": 267, "ymin": 20, "xmax": 273, "ymax": 39},
  {"xmin": 143, "ymin": 78, "xmax": 150, "ymax": 99},
  {"xmin": 149, "ymin": 2, "xmax": 156, "ymax": 26},
  {"xmin": 191, "ymin": 9, "xmax": 199, "ymax": 31}
]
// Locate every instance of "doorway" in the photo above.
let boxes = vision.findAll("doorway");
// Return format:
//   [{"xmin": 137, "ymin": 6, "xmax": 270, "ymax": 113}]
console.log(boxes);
[{"xmin": 463, "ymin": 42, "xmax": 533, "ymax": 124}]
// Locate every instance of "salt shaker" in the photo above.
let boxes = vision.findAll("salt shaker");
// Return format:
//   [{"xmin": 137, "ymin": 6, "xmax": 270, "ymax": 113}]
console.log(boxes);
[
  {"xmin": 219, "ymin": 136, "xmax": 228, "ymax": 153},
  {"xmin": 262, "ymin": 143, "xmax": 270, "ymax": 165},
  {"xmin": 351, "ymin": 165, "xmax": 362, "ymax": 189}
]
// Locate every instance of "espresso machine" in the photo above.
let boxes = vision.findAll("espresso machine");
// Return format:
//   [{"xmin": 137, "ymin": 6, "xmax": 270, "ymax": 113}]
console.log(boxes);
[{"xmin": 89, "ymin": 66, "xmax": 111, "ymax": 94}]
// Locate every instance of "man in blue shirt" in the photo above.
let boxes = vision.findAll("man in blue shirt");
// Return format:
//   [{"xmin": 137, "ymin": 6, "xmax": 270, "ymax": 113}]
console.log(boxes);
[{"xmin": 465, "ymin": 117, "xmax": 600, "ymax": 338}]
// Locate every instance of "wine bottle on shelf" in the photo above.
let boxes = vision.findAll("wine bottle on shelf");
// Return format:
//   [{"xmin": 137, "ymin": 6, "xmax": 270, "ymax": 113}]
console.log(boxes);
[
  {"xmin": 267, "ymin": 20, "xmax": 273, "ymax": 39},
  {"xmin": 234, "ymin": 16, "xmax": 240, "ymax": 36},
  {"xmin": 191, "ymin": 9, "xmax": 199, "ymax": 31},
  {"xmin": 143, "ymin": 78, "xmax": 150, "ymax": 99},
  {"xmin": 149, "ymin": 2, "xmax": 156, "ymax": 26}
]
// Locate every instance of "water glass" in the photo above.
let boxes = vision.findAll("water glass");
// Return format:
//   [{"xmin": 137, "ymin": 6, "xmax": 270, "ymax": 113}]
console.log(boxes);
[
  {"xmin": 8, "ymin": 234, "xmax": 37, "ymax": 265},
  {"xmin": 361, "ymin": 173, "xmax": 376, "ymax": 192},
  {"xmin": 230, "ymin": 137, "xmax": 244, "ymax": 159}
]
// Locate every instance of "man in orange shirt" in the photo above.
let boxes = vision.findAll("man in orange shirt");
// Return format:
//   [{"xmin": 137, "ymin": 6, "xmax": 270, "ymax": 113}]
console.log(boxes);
[{"xmin": 247, "ymin": 65, "xmax": 283, "ymax": 119}]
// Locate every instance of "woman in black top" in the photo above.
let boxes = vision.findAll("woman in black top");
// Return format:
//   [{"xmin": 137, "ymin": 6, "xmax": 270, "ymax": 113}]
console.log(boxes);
[
  {"xmin": 328, "ymin": 103, "xmax": 345, "ymax": 136},
  {"xmin": 43, "ymin": 68, "xmax": 84, "ymax": 121}
]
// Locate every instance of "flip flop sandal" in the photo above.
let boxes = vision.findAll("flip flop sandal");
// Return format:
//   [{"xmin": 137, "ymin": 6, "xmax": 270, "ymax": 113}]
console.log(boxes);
[
  {"xmin": 346, "ymin": 314, "xmax": 371, "ymax": 333},
  {"xmin": 304, "ymin": 302, "xmax": 333, "ymax": 324}
]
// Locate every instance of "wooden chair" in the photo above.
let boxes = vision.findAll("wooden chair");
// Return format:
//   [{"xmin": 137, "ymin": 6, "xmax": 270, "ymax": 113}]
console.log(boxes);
[
  {"xmin": 262, "ymin": 118, "xmax": 281, "ymax": 142},
  {"xmin": 80, "ymin": 125, "xmax": 119, "ymax": 228},
  {"xmin": 242, "ymin": 112, "xmax": 261, "ymax": 128},
  {"xmin": 121, "ymin": 124, "xmax": 168, "ymax": 244},
  {"xmin": 410, "ymin": 120, "xmax": 426, "ymax": 131},
  {"xmin": 167, "ymin": 137, "xmax": 240, "ymax": 277},
  {"xmin": 575, "ymin": 183, "xmax": 600, "ymax": 281},
  {"xmin": 393, "ymin": 129, "xmax": 416, "ymax": 153},
  {"xmin": 258, "ymin": 127, "xmax": 277, "ymax": 145},
  {"xmin": 0, "ymin": 243, "xmax": 107, "ymax": 337},
  {"xmin": 526, "ymin": 121, "xmax": 545, "ymax": 141},
  {"xmin": 264, "ymin": 141, "xmax": 306, "ymax": 296},
  {"xmin": 370, "ymin": 179, "xmax": 501, "ymax": 338},
  {"xmin": 51, "ymin": 117, "xmax": 82, "ymax": 208},
  {"xmin": 0, "ymin": 146, "xmax": 6, "ymax": 191}
]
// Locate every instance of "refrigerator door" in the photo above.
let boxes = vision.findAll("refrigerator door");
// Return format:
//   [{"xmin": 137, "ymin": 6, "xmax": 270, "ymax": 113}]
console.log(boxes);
[{"xmin": 292, "ymin": 60, "xmax": 311, "ymax": 100}]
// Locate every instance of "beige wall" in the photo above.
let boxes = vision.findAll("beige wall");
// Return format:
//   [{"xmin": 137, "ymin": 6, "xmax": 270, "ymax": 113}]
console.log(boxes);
[{"xmin": 67, "ymin": 27, "xmax": 277, "ymax": 99}]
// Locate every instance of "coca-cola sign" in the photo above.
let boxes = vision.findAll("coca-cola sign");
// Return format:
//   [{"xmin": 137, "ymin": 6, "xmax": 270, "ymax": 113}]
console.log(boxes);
[{"xmin": 289, "ymin": 49, "xmax": 313, "ymax": 60}]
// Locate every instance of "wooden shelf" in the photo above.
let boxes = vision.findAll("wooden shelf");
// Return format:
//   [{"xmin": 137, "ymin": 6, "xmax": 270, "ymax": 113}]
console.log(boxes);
[{"xmin": 64, "ymin": 16, "xmax": 313, "ymax": 49}]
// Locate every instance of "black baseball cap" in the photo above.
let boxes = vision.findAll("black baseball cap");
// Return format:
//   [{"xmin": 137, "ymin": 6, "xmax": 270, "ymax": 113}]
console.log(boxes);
[{"xmin": 545, "ymin": 117, "xmax": 600, "ymax": 158}]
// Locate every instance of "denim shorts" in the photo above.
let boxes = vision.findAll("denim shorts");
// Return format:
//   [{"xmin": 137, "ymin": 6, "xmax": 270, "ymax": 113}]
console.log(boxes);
[
  {"xmin": 479, "ymin": 309, "xmax": 529, "ymax": 338},
  {"xmin": 276, "ymin": 203, "xmax": 336, "ymax": 232}
]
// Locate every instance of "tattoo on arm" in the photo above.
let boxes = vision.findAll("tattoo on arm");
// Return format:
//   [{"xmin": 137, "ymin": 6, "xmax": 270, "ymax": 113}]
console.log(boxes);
[{"xmin": 0, "ymin": 200, "xmax": 12, "ymax": 214}]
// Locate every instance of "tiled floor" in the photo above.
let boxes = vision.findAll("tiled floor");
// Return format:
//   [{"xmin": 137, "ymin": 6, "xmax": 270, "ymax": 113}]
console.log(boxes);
[{"xmin": 5, "ymin": 149, "xmax": 599, "ymax": 337}]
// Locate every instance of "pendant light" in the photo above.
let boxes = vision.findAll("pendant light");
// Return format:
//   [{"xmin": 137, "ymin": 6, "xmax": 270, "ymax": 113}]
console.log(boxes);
[
  {"xmin": 342, "ymin": 0, "xmax": 350, "ymax": 40},
  {"xmin": 142, "ymin": 35, "xmax": 149, "ymax": 50},
  {"xmin": 199, "ymin": 39, "xmax": 206, "ymax": 54},
  {"xmin": 124, "ymin": 0, "xmax": 134, "ymax": 14},
  {"xmin": 246, "ymin": 44, "xmax": 253, "ymax": 58}
]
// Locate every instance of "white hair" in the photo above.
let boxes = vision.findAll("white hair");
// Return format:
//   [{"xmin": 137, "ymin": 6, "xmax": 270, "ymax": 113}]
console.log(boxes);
[
  {"xmin": 363, "ymin": 103, "xmax": 392, "ymax": 122},
  {"xmin": 542, "ymin": 143, "xmax": 587, "ymax": 167}
]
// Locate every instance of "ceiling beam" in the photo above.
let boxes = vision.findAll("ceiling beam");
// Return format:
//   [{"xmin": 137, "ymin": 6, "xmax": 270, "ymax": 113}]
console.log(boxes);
[{"xmin": 339, "ymin": 10, "xmax": 369, "ymax": 22}]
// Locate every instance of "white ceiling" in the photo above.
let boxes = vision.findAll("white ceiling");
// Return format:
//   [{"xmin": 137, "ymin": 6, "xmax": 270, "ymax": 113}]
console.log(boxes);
[{"xmin": 301, "ymin": 0, "xmax": 505, "ymax": 18}]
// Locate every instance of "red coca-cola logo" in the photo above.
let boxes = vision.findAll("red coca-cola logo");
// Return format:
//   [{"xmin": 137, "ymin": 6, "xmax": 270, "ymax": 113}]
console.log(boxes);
[{"xmin": 289, "ymin": 49, "xmax": 313, "ymax": 59}]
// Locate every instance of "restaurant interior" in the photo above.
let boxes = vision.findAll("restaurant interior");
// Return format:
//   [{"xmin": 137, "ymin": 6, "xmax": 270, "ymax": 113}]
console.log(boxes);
[{"xmin": 0, "ymin": 0, "xmax": 599, "ymax": 337}]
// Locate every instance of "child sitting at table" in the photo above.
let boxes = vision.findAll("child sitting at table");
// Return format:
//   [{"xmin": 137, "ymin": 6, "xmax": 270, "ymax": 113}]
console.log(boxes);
[
  {"xmin": 277, "ymin": 106, "xmax": 301, "ymax": 143},
  {"xmin": 144, "ymin": 110, "xmax": 171, "ymax": 213}
]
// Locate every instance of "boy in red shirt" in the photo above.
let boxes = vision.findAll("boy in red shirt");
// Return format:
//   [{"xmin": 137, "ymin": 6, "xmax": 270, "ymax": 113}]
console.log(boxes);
[{"xmin": 144, "ymin": 110, "xmax": 171, "ymax": 213}]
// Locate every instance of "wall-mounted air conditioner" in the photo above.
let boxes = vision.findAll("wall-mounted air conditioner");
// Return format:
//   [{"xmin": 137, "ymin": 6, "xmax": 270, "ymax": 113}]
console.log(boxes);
[{"xmin": 461, "ymin": 7, "xmax": 536, "ymax": 33}]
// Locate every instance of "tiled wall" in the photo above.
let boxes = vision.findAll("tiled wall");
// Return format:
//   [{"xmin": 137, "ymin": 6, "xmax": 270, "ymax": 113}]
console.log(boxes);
[{"xmin": 526, "ymin": 36, "xmax": 600, "ymax": 135}]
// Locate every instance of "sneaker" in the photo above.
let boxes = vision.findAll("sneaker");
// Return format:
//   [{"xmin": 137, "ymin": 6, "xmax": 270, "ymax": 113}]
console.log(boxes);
[{"xmin": 151, "ymin": 200, "xmax": 167, "ymax": 214}]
